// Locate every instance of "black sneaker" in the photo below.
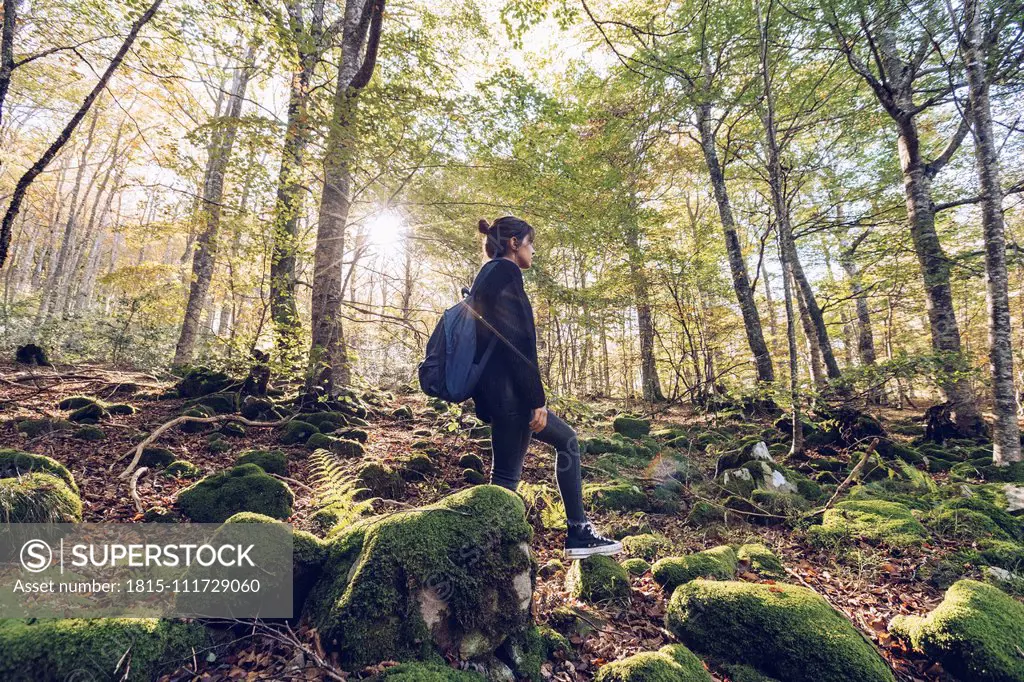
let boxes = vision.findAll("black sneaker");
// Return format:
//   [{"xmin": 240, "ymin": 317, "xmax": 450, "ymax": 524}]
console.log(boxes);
[{"xmin": 564, "ymin": 521, "xmax": 623, "ymax": 560}]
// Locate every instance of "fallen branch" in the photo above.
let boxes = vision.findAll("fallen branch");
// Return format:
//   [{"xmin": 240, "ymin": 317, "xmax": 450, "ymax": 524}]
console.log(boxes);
[
  {"xmin": 269, "ymin": 473, "xmax": 314, "ymax": 493},
  {"xmin": 801, "ymin": 438, "xmax": 879, "ymax": 520},
  {"xmin": 129, "ymin": 467, "xmax": 150, "ymax": 514},
  {"xmin": 115, "ymin": 415, "xmax": 292, "ymax": 479}
]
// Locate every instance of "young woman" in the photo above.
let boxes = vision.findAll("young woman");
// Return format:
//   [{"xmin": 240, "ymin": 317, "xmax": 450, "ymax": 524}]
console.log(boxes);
[{"xmin": 469, "ymin": 216, "xmax": 622, "ymax": 560}]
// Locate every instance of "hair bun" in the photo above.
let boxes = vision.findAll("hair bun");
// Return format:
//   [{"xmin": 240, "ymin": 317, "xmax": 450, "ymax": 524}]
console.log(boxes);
[{"xmin": 477, "ymin": 219, "xmax": 491, "ymax": 235}]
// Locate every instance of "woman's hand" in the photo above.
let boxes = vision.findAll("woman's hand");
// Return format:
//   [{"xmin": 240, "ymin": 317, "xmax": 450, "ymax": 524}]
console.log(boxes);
[{"xmin": 529, "ymin": 407, "xmax": 548, "ymax": 433}]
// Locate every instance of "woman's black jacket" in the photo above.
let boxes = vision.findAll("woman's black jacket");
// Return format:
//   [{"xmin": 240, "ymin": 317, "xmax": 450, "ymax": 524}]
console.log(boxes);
[{"xmin": 468, "ymin": 257, "xmax": 545, "ymax": 423}]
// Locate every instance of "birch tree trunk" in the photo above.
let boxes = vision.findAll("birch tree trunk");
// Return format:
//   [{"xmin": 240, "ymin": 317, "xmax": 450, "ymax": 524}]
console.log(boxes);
[{"xmin": 960, "ymin": 0, "xmax": 1020, "ymax": 463}]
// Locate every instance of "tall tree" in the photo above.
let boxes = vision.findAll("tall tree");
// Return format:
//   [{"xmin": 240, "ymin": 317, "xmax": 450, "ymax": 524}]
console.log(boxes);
[
  {"xmin": 308, "ymin": 0, "xmax": 384, "ymax": 394},
  {"xmin": 955, "ymin": 0, "xmax": 1021, "ymax": 463}
]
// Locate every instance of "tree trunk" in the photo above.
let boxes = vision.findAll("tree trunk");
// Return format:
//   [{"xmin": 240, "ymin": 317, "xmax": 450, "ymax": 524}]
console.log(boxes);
[
  {"xmin": 173, "ymin": 49, "xmax": 253, "ymax": 365},
  {"xmin": 307, "ymin": 0, "xmax": 384, "ymax": 395},
  {"xmin": 778, "ymin": 229, "xmax": 804, "ymax": 456},
  {"xmin": 695, "ymin": 102, "xmax": 774, "ymax": 383},
  {"xmin": 961, "ymin": 0, "xmax": 1020, "ymax": 463},
  {"xmin": 0, "ymin": 0, "xmax": 17, "ymax": 135},
  {"xmin": 624, "ymin": 218, "xmax": 665, "ymax": 401},
  {"xmin": 796, "ymin": 283, "xmax": 826, "ymax": 388}
]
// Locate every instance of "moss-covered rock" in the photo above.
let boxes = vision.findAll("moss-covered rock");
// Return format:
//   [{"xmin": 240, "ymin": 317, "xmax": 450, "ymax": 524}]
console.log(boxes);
[
  {"xmin": 464, "ymin": 468, "xmax": 486, "ymax": 484},
  {"xmin": 951, "ymin": 460, "xmax": 1024, "ymax": 484},
  {"xmin": 176, "ymin": 366, "xmax": 233, "ymax": 397},
  {"xmin": 163, "ymin": 460, "xmax": 202, "ymax": 479},
  {"xmin": 459, "ymin": 453, "xmax": 485, "ymax": 473},
  {"xmin": 594, "ymin": 643, "xmax": 713, "ymax": 682},
  {"xmin": 667, "ymin": 580, "xmax": 893, "ymax": 682},
  {"xmin": 808, "ymin": 500, "xmax": 926, "ymax": 548},
  {"xmin": 69, "ymin": 401, "xmax": 107, "ymax": 423},
  {"xmin": 583, "ymin": 481, "xmax": 648, "ymax": 512},
  {"xmin": 621, "ymin": 557, "xmax": 651, "ymax": 576},
  {"xmin": 139, "ymin": 447, "xmax": 176, "ymax": 469},
  {"xmin": 240, "ymin": 395, "xmax": 278, "ymax": 420},
  {"xmin": 193, "ymin": 392, "xmax": 237, "ymax": 415},
  {"xmin": 16, "ymin": 418, "xmax": 74, "ymax": 438},
  {"xmin": 236, "ymin": 449, "xmax": 288, "ymax": 476},
  {"xmin": 889, "ymin": 579, "xmax": 1024, "ymax": 682},
  {"xmin": 177, "ymin": 464, "xmax": 293, "ymax": 522},
  {"xmin": 392, "ymin": 405, "xmax": 414, "ymax": 420},
  {"xmin": 57, "ymin": 395, "xmax": 98, "ymax": 410},
  {"xmin": 219, "ymin": 421, "xmax": 246, "ymax": 438},
  {"xmin": 736, "ymin": 543, "xmax": 786, "ymax": 580},
  {"xmin": 621, "ymin": 533, "xmax": 670, "ymax": 561},
  {"xmin": 336, "ymin": 426, "xmax": 368, "ymax": 443},
  {"xmin": 306, "ymin": 485, "xmax": 535, "ymax": 667},
  {"xmin": 0, "ymin": 472, "xmax": 82, "ymax": 522},
  {"xmin": 0, "ymin": 618, "xmax": 209, "ymax": 682},
  {"xmin": 178, "ymin": 407, "xmax": 212, "ymax": 433},
  {"xmin": 354, "ymin": 462, "xmax": 406, "ymax": 500},
  {"xmin": 369, "ymin": 661, "xmax": 486, "ymax": 681},
  {"xmin": 0, "ymin": 448, "xmax": 77, "ymax": 492},
  {"xmin": 651, "ymin": 546, "xmax": 737, "ymax": 592},
  {"xmin": 400, "ymin": 452, "xmax": 439, "ymax": 480},
  {"xmin": 106, "ymin": 402, "xmax": 137, "ymax": 416},
  {"xmin": 303, "ymin": 411, "xmax": 349, "ymax": 432},
  {"xmin": 72, "ymin": 424, "xmax": 106, "ymax": 441},
  {"xmin": 278, "ymin": 419, "xmax": 319, "ymax": 444},
  {"xmin": 687, "ymin": 500, "xmax": 725, "ymax": 526},
  {"xmin": 927, "ymin": 508, "xmax": 1010, "ymax": 541},
  {"xmin": 207, "ymin": 436, "xmax": 231, "ymax": 453},
  {"xmin": 566, "ymin": 554, "xmax": 631, "ymax": 604},
  {"xmin": 613, "ymin": 415, "xmax": 651, "ymax": 439}
]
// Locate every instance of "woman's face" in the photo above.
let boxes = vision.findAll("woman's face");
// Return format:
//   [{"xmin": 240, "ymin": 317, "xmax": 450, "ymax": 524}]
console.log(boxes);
[{"xmin": 512, "ymin": 233, "xmax": 535, "ymax": 269}]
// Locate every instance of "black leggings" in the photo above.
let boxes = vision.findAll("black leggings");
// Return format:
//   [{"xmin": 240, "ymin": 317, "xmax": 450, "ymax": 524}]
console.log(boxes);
[{"xmin": 488, "ymin": 408, "xmax": 587, "ymax": 525}]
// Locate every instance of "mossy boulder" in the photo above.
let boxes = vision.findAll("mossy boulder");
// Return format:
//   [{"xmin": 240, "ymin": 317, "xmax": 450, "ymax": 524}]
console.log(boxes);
[
  {"xmin": 736, "ymin": 543, "xmax": 786, "ymax": 580},
  {"xmin": 279, "ymin": 419, "xmax": 319, "ymax": 444},
  {"xmin": 57, "ymin": 395, "xmax": 98, "ymax": 410},
  {"xmin": 621, "ymin": 557, "xmax": 651, "ymax": 576},
  {"xmin": 68, "ymin": 401, "xmax": 107, "ymax": 423},
  {"xmin": 240, "ymin": 395, "xmax": 278, "ymax": 420},
  {"xmin": 207, "ymin": 436, "xmax": 231, "ymax": 453},
  {"xmin": 163, "ymin": 460, "xmax": 202, "ymax": 479},
  {"xmin": 808, "ymin": 500, "xmax": 926, "ymax": 548},
  {"xmin": 890, "ymin": 579, "xmax": 1024, "ymax": 682},
  {"xmin": 178, "ymin": 407, "xmax": 212, "ymax": 433},
  {"xmin": 687, "ymin": 500, "xmax": 725, "ymax": 526},
  {"xmin": 72, "ymin": 425, "xmax": 106, "ymax": 441},
  {"xmin": 355, "ymin": 462, "xmax": 406, "ymax": 499},
  {"xmin": 0, "ymin": 472, "xmax": 82, "ymax": 522},
  {"xmin": 667, "ymin": 580, "xmax": 894, "ymax": 682},
  {"xmin": 305, "ymin": 485, "xmax": 535, "ymax": 667},
  {"xmin": 613, "ymin": 415, "xmax": 651, "ymax": 439},
  {"xmin": 329, "ymin": 437, "xmax": 366, "ymax": 458},
  {"xmin": 0, "ymin": 448, "xmax": 77, "ymax": 492},
  {"xmin": 927, "ymin": 508, "xmax": 1010, "ymax": 541},
  {"xmin": 566, "ymin": 554, "xmax": 631, "ymax": 604},
  {"xmin": 236, "ymin": 449, "xmax": 288, "ymax": 476},
  {"xmin": 336, "ymin": 426, "xmax": 368, "ymax": 443},
  {"xmin": 176, "ymin": 464, "xmax": 293, "ymax": 522},
  {"xmin": 194, "ymin": 392, "xmax": 237, "ymax": 414},
  {"xmin": 16, "ymin": 418, "xmax": 74, "ymax": 438},
  {"xmin": 651, "ymin": 546, "xmax": 737, "ymax": 591},
  {"xmin": 219, "ymin": 421, "xmax": 246, "ymax": 438},
  {"xmin": 594, "ymin": 643, "xmax": 713, "ymax": 682},
  {"xmin": 951, "ymin": 460, "xmax": 1024, "ymax": 484},
  {"xmin": 0, "ymin": 618, "xmax": 209, "ymax": 682},
  {"xmin": 369, "ymin": 661, "xmax": 486, "ymax": 681},
  {"xmin": 392, "ymin": 405, "xmax": 414, "ymax": 420},
  {"xmin": 139, "ymin": 447, "xmax": 176, "ymax": 469},
  {"xmin": 583, "ymin": 481, "xmax": 648, "ymax": 512},
  {"xmin": 621, "ymin": 533, "xmax": 670, "ymax": 561},
  {"xmin": 106, "ymin": 403, "xmax": 137, "ymax": 416},
  {"xmin": 459, "ymin": 453, "xmax": 485, "ymax": 473},
  {"xmin": 400, "ymin": 453, "xmax": 439, "ymax": 481},
  {"xmin": 176, "ymin": 366, "xmax": 233, "ymax": 397},
  {"xmin": 464, "ymin": 468, "xmax": 487, "ymax": 484},
  {"xmin": 303, "ymin": 411, "xmax": 349, "ymax": 432}
]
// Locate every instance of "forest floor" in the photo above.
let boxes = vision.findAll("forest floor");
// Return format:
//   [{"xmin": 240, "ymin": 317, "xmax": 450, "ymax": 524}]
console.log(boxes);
[{"xmin": 0, "ymin": 361, "xmax": 994, "ymax": 682}]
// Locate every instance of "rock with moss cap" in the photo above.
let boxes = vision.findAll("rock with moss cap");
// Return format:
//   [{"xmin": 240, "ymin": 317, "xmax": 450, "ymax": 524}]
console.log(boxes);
[
  {"xmin": 15, "ymin": 417, "xmax": 74, "ymax": 438},
  {"xmin": 392, "ymin": 405, "xmax": 414, "ymax": 420},
  {"xmin": 303, "ymin": 411, "xmax": 349, "ymax": 432},
  {"xmin": 57, "ymin": 395, "xmax": 99, "ymax": 410},
  {"xmin": 651, "ymin": 546, "xmax": 737, "ymax": 591},
  {"xmin": 139, "ymin": 447, "xmax": 177, "ymax": 469},
  {"xmin": 399, "ymin": 452, "xmax": 439, "ymax": 481},
  {"xmin": 621, "ymin": 533, "xmax": 670, "ymax": 561},
  {"xmin": 889, "ymin": 579, "xmax": 1024, "ymax": 682},
  {"xmin": 305, "ymin": 485, "xmax": 535, "ymax": 668},
  {"xmin": 613, "ymin": 415, "xmax": 651, "ymax": 439},
  {"xmin": 808, "ymin": 499, "xmax": 926, "ymax": 548},
  {"xmin": 177, "ymin": 463, "xmax": 293, "ymax": 522},
  {"xmin": 594, "ymin": 643, "xmax": 712, "ymax": 682},
  {"xmin": 667, "ymin": 579, "xmax": 893, "ymax": 682},
  {"xmin": 0, "ymin": 618, "xmax": 208, "ymax": 682},
  {"xmin": 337, "ymin": 426, "xmax": 368, "ymax": 443},
  {"xmin": 0, "ymin": 472, "xmax": 82, "ymax": 522},
  {"xmin": 176, "ymin": 365, "xmax": 233, "ymax": 397},
  {"xmin": 736, "ymin": 543, "xmax": 786, "ymax": 580},
  {"xmin": 459, "ymin": 453, "xmax": 485, "ymax": 473},
  {"xmin": 0, "ymin": 448, "xmax": 78, "ymax": 492},
  {"xmin": 565, "ymin": 555, "xmax": 630, "ymax": 604},
  {"xmin": 73, "ymin": 425, "xmax": 106, "ymax": 441},
  {"xmin": 621, "ymin": 557, "xmax": 651, "ymax": 576},
  {"xmin": 278, "ymin": 419, "xmax": 319, "ymax": 445},
  {"xmin": 355, "ymin": 462, "xmax": 406, "ymax": 499},
  {"xmin": 464, "ymin": 468, "xmax": 486, "ymax": 484},
  {"xmin": 583, "ymin": 481, "xmax": 648, "ymax": 512},
  {"xmin": 236, "ymin": 449, "xmax": 288, "ymax": 476},
  {"xmin": 162, "ymin": 460, "xmax": 201, "ymax": 480},
  {"xmin": 687, "ymin": 500, "xmax": 725, "ymax": 526},
  {"xmin": 369, "ymin": 661, "xmax": 486, "ymax": 681}
]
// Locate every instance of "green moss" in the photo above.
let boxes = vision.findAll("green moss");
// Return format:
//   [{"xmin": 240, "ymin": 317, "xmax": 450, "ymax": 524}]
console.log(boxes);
[
  {"xmin": 613, "ymin": 415, "xmax": 651, "ymax": 439},
  {"xmin": 583, "ymin": 481, "xmax": 648, "ymax": 512},
  {"xmin": 889, "ymin": 579, "xmax": 1024, "ymax": 682},
  {"xmin": 0, "ymin": 618, "xmax": 208, "ymax": 682},
  {"xmin": 163, "ymin": 460, "xmax": 202, "ymax": 479},
  {"xmin": 621, "ymin": 533, "xmax": 670, "ymax": 561},
  {"xmin": 15, "ymin": 418, "xmax": 74, "ymax": 438},
  {"xmin": 392, "ymin": 405, "xmax": 414, "ymax": 420},
  {"xmin": 719, "ymin": 664, "xmax": 782, "ymax": 682},
  {"xmin": 736, "ymin": 543, "xmax": 787, "ymax": 580},
  {"xmin": 594, "ymin": 643, "xmax": 713, "ymax": 682},
  {"xmin": 977, "ymin": 539, "xmax": 1024, "ymax": 572},
  {"xmin": 369, "ymin": 661, "xmax": 485, "ymax": 681},
  {"xmin": 177, "ymin": 463, "xmax": 293, "ymax": 522},
  {"xmin": 236, "ymin": 449, "xmax": 288, "ymax": 476},
  {"xmin": 106, "ymin": 403, "xmax": 137, "ymax": 416},
  {"xmin": 750, "ymin": 489, "xmax": 811, "ymax": 518},
  {"xmin": 207, "ymin": 436, "xmax": 231, "ymax": 453},
  {"xmin": 951, "ymin": 460, "xmax": 1024, "ymax": 484},
  {"xmin": 566, "ymin": 554, "xmax": 631, "ymax": 604},
  {"xmin": 194, "ymin": 392, "xmax": 236, "ymax": 414},
  {"xmin": 687, "ymin": 501, "xmax": 725, "ymax": 526},
  {"xmin": 176, "ymin": 365, "xmax": 233, "ymax": 397},
  {"xmin": 937, "ymin": 495, "xmax": 1022, "ymax": 540},
  {"xmin": 459, "ymin": 453, "xmax": 485, "ymax": 473},
  {"xmin": 621, "ymin": 557, "xmax": 651, "ymax": 575},
  {"xmin": 400, "ymin": 453, "xmax": 439, "ymax": 480},
  {"xmin": 651, "ymin": 546, "xmax": 737, "ymax": 591},
  {"xmin": 808, "ymin": 500, "xmax": 926, "ymax": 548},
  {"xmin": 280, "ymin": 419, "xmax": 319, "ymax": 444},
  {"xmin": 0, "ymin": 448, "xmax": 77, "ymax": 492},
  {"xmin": 178, "ymin": 407, "xmax": 212, "ymax": 433},
  {"xmin": 73, "ymin": 424, "xmax": 106, "ymax": 441},
  {"xmin": 219, "ymin": 421, "xmax": 246, "ymax": 438},
  {"xmin": 928, "ymin": 508, "xmax": 1010, "ymax": 541},
  {"xmin": 139, "ymin": 447, "xmax": 176, "ymax": 469},
  {"xmin": 667, "ymin": 580, "xmax": 893, "ymax": 682},
  {"xmin": 355, "ymin": 462, "xmax": 406, "ymax": 499},
  {"xmin": 0, "ymin": 472, "xmax": 82, "ymax": 522},
  {"xmin": 464, "ymin": 468, "xmax": 486, "ymax": 484},
  {"xmin": 306, "ymin": 432, "xmax": 335, "ymax": 450},
  {"xmin": 57, "ymin": 395, "xmax": 98, "ymax": 410},
  {"xmin": 337, "ymin": 426, "xmax": 368, "ymax": 443},
  {"xmin": 303, "ymin": 411, "xmax": 350, "ymax": 432},
  {"xmin": 69, "ymin": 401, "xmax": 107, "ymax": 423},
  {"xmin": 306, "ymin": 485, "xmax": 534, "ymax": 667}
]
